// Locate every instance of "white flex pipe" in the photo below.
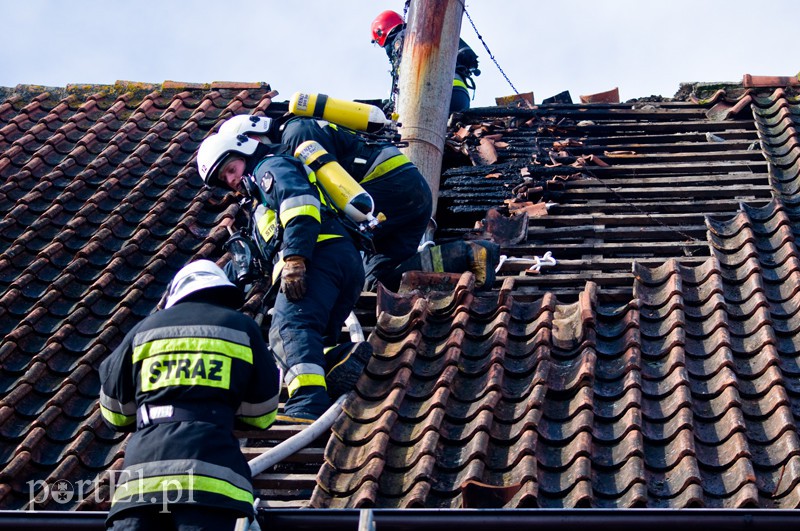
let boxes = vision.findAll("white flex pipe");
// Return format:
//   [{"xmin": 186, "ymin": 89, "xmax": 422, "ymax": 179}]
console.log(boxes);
[
  {"xmin": 248, "ymin": 393, "xmax": 347, "ymax": 477},
  {"xmin": 248, "ymin": 310, "xmax": 364, "ymax": 476},
  {"xmin": 240, "ymin": 312, "xmax": 365, "ymax": 530},
  {"xmin": 345, "ymin": 311, "xmax": 366, "ymax": 342}
]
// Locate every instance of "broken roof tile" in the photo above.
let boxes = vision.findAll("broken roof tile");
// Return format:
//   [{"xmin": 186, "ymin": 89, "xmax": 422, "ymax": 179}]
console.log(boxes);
[
  {"xmin": 6, "ymin": 79, "xmax": 800, "ymax": 513},
  {"xmin": 742, "ymin": 74, "xmax": 800, "ymax": 88},
  {"xmin": 579, "ymin": 87, "xmax": 620, "ymax": 104}
]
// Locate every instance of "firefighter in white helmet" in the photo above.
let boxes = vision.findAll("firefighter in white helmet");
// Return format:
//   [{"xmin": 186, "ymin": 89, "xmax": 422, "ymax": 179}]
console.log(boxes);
[
  {"xmin": 99, "ymin": 259, "xmax": 280, "ymax": 529},
  {"xmin": 220, "ymin": 112, "xmax": 499, "ymax": 292},
  {"xmin": 196, "ymin": 129, "xmax": 372, "ymax": 424}
]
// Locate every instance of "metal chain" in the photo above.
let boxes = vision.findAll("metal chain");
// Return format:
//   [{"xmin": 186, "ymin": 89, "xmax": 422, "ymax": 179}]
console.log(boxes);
[
  {"xmin": 397, "ymin": 0, "xmax": 520, "ymax": 99},
  {"xmin": 459, "ymin": 1, "xmax": 520, "ymax": 95}
]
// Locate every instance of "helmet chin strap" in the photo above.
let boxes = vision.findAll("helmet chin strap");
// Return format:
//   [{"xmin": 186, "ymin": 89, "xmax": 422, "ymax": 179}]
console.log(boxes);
[{"xmin": 240, "ymin": 174, "xmax": 259, "ymax": 198}]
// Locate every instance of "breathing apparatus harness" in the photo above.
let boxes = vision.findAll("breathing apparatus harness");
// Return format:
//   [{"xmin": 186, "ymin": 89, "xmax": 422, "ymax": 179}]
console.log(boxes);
[
  {"xmin": 291, "ymin": 137, "xmax": 380, "ymax": 254},
  {"xmin": 218, "ymin": 95, "xmax": 404, "ymax": 289},
  {"xmin": 225, "ymin": 144, "xmax": 377, "ymax": 295},
  {"xmin": 312, "ymin": 170, "xmax": 377, "ymax": 255},
  {"xmin": 222, "ymin": 143, "xmax": 288, "ymax": 291}
]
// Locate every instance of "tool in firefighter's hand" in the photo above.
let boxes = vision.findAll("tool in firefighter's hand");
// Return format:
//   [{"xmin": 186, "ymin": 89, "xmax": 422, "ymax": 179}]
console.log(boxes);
[
  {"xmin": 294, "ymin": 140, "xmax": 381, "ymax": 232},
  {"xmin": 289, "ymin": 92, "xmax": 404, "ymax": 145},
  {"xmin": 281, "ymin": 256, "xmax": 307, "ymax": 301}
]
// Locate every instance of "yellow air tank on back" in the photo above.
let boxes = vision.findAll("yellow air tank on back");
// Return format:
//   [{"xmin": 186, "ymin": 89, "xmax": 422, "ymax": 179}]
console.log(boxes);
[
  {"xmin": 294, "ymin": 140, "xmax": 380, "ymax": 230},
  {"xmin": 289, "ymin": 92, "xmax": 390, "ymax": 134}
]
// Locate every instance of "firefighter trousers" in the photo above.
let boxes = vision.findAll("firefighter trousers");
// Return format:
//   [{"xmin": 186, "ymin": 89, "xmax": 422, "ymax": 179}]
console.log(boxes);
[
  {"xmin": 269, "ymin": 237, "xmax": 364, "ymax": 397},
  {"xmin": 363, "ymin": 166, "xmax": 433, "ymax": 292}
]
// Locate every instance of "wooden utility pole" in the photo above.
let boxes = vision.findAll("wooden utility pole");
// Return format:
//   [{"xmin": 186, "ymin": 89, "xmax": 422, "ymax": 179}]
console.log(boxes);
[{"xmin": 396, "ymin": 0, "xmax": 464, "ymax": 217}]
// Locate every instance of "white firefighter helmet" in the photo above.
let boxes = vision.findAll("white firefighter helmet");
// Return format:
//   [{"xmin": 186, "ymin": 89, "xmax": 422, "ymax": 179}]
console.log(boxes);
[
  {"xmin": 219, "ymin": 114, "xmax": 274, "ymax": 138},
  {"xmin": 164, "ymin": 259, "xmax": 241, "ymax": 309},
  {"xmin": 196, "ymin": 132, "xmax": 258, "ymax": 187}
]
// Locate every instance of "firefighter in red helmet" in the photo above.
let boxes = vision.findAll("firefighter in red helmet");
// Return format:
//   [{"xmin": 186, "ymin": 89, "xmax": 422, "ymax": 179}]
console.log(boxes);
[{"xmin": 371, "ymin": 9, "xmax": 480, "ymax": 113}]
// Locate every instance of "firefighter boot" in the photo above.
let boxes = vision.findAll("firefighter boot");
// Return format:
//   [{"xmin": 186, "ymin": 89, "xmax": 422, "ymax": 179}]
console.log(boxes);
[
  {"xmin": 325, "ymin": 341, "xmax": 373, "ymax": 400},
  {"xmin": 467, "ymin": 240, "xmax": 500, "ymax": 289},
  {"xmin": 387, "ymin": 240, "xmax": 498, "ymax": 291},
  {"xmin": 276, "ymin": 385, "xmax": 330, "ymax": 425}
]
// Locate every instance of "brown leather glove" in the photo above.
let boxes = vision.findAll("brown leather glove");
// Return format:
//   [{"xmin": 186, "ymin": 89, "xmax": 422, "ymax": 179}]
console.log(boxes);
[{"xmin": 281, "ymin": 256, "xmax": 307, "ymax": 301}]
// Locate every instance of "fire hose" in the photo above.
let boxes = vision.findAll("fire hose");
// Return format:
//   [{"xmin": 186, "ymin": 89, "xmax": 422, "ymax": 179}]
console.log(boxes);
[{"xmin": 237, "ymin": 311, "xmax": 365, "ymax": 530}]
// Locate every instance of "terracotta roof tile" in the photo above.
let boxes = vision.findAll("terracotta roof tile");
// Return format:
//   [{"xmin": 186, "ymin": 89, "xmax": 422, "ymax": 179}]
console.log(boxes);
[
  {"xmin": 742, "ymin": 75, "xmax": 800, "ymax": 88},
  {"xmin": 579, "ymin": 87, "xmax": 620, "ymax": 104},
  {"xmin": 5, "ymin": 80, "xmax": 800, "ymax": 513},
  {"xmin": 0, "ymin": 81, "xmax": 294, "ymax": 509}
]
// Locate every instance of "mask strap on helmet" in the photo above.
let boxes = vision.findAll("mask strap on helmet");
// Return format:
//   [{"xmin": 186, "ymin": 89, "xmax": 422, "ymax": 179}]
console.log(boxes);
[{"xmin": 241, "ymin": 174, "xmax": 258, "ymax": 198}]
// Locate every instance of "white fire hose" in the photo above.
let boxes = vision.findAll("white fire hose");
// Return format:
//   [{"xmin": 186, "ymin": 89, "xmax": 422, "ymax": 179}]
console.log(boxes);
[
  {"xmin": 237, "ymin": 311, "xmax": 364, "ymax": 530},
  {"xmin": 248, "ymin": 393, "xmax": 348, "ymax": 477}
]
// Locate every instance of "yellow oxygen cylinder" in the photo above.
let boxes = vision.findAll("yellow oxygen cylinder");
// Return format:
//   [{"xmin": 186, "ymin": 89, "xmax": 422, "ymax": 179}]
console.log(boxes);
[
  {"xmin": 289, "ymin": 92, "xmax": 389, "ymax": 133},
  {"xmin": 294, "ymin": 140, "xmax": 378, "ymax": 227}
]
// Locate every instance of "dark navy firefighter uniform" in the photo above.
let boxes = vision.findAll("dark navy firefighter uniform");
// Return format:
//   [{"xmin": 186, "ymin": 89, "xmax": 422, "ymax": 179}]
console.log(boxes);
[
  {"xmin": 280, "ymin": 117, "xmax": 432, "ymax": 292},
  {"xmin": 244, "ymin": 145, "xmax": 365, "ymax": 420},
  {"xmin": 98, "ymin": 293, "xmax": 280, "ymax": 526}
]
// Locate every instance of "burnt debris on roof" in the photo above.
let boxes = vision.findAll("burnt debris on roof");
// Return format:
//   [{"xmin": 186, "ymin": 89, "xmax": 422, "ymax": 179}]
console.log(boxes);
[{"xmin": 2, "ymin": 76, "xmax": 800, "ymax": 515}]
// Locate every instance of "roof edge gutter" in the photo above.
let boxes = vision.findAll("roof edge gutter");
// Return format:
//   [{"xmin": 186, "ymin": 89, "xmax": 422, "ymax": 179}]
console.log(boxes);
[
  {"xmin": 1, "ymin": 508, "xmax": 798, "ymax": 530},
  {"xmin": 261, "ymin": 508, "xmax": 800, "ymax": 531},
  {"xmin": 0, "ymin": 510, "xmax": 106, "ymax": 529}
]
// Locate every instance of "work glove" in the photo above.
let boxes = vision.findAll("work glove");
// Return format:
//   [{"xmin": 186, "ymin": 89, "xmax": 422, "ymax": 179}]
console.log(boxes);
[{"xmin": 281, "ymin": 256, "xmax": 307, "ymax": 301}]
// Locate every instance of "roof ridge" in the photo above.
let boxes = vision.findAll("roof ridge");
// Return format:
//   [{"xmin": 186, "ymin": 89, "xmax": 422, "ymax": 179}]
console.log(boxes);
[{"xmin": 0, "ymin": 80, "xmax": 273, "ymax": 103}]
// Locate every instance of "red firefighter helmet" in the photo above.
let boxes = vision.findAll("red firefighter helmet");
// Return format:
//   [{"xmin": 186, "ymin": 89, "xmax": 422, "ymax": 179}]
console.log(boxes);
[{"xmin": 371, "ymin": 10, "xmax": 404, "ymax": 47}]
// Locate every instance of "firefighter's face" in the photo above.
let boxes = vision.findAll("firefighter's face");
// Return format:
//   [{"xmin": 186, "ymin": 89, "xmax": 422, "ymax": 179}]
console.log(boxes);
[{"xmin": 219, "ymin": 157, "xmax": 246, "ymax": 192}]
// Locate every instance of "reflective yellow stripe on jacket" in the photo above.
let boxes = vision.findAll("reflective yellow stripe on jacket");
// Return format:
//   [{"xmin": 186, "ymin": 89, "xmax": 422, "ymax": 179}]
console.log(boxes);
[
  {"xmin": 133, "ymin": 337, "xmax": 253, "ymax": 364},
  {"xmin": 112, "ymin": 459, "xmax": 254, "ymax": 507},
  {"xmin": 131, "ymin": 326, "xmax": 253, "ymax": 392},
  {"xmin": 99, "ymin": 389, "xmax": 136, "ymax": 428},
  {"xmin": 362, "ymin": 153, "xmax": 412, "ymax": 184},
  {"xmin": 237, "ymin": 395, "xmax": 280, "ymax": 429},
  {"xmin": 279, "ymin": 194, "xmax": 321, "ymax": 226}
]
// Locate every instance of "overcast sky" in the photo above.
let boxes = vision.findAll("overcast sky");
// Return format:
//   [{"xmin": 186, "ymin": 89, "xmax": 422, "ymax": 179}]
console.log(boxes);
[{"xmin": 2, "ymin": 0, "xmax": 798, "ymax": 107}]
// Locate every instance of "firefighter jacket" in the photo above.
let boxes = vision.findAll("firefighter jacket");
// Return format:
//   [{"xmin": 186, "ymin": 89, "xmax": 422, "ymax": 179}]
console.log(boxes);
[
  {"xmin": 98, "ymin": 300, "xmax": 280, "ymax": 520},
  {"xmin": 279, "ymin": 116, "xmax": 432, "ymax": 291},
  {"xmin": 243, "ymin": 147, "xmax": 353, "ymax": 285},
  {"xmin": 280, "ymin": 117, "xmax": 413, "ymax": 187}
]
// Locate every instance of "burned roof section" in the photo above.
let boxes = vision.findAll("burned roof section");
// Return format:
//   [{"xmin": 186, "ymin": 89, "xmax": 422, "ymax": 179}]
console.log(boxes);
[
  {"xmin": 2, "ymin": 78, "xmax": 800, "ymax": 513},
  {"xmin": 312, "ymin": 82, "xmax": 800, "ymax": 508}
]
